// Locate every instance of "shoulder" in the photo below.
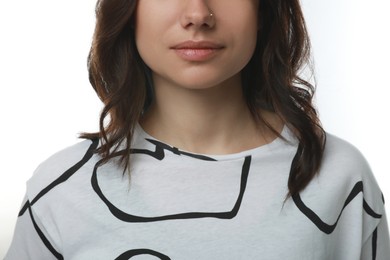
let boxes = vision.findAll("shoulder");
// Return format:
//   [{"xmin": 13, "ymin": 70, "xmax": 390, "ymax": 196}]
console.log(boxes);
[
  {"xmin": 292, "ymin": 133, "xmax": 385, "ymax": 239},
  {"xmin": 26, "ymin": 138, "xmax": 99, "ymax": 200},
  {"xmin": 297, "ymin": 133, "xmax": 383, "ymax": 204},
  {"xmin": 320, "ymin": 132, "xmax": 384, "ymax": 208},
  {"xmin": 323, "ymin": 133, "xmax": 366, "ymax": 162},
  {"xmin": 303, "ymin": 132, "xmax": 384, "ymax": 218},
  {"xmin": 321, "ymin": 133, "xmax": 373, "ymax": 181}
]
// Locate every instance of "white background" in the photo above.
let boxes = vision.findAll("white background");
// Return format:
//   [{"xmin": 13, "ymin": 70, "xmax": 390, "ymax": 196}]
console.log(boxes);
[{"xmin": 0, "ymin": 0, "xmax": 389, "ymax": 257}]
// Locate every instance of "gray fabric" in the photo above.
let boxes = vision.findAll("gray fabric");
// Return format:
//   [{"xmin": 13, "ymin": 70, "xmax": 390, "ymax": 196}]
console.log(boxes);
[{"xmin": 5, "ymin": 126, "xmax": 390, "ymax": 259}]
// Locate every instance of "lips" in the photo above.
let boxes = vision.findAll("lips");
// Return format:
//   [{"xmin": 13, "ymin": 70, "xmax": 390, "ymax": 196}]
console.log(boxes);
[
  {"xmin": 170, "ymin": 40, "xmax": 225, "ymax": 62},
  {"xmin": 171, "ymin": 41, "xmax": 225, "ymax": 49}
]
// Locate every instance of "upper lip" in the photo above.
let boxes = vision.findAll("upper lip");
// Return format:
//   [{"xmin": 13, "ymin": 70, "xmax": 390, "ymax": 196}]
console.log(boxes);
[{"xmin": 171, "ymin": 40, "xmax": 225, "ymax": 49}]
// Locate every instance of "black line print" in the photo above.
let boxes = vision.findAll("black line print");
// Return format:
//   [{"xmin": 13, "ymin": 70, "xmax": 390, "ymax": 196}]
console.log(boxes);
[
  {"xmin": 131, "ymin": 138, "xmax": 217, "ymax": 161},
  {"xmin": 115, "ymin": 249, "xmax": 171, "ymax": 260},
  {"xmin": 372, "ymin": 227, "xmax": 378, "ymax": 260},
  {"xmin": 364, "ymin": 200, "xmax": 383, "ymax": 219},
  {"xmin": 18, "ymin": 200, "xmax": 29, "ymax": 217},
  {"xmin": 27, "ymin": 201, "xmax": 64, "ymax": 260},
  {"xmin": 293, "ymin": 181, "xmax": 382, "ymax": 234},
  {"xmin": 92, "ymin": 156, "xmax": 252, "ymax": 222},
  {"xmin": 18, "ymin": 139, "xmax": 98, "ymax": 217}
]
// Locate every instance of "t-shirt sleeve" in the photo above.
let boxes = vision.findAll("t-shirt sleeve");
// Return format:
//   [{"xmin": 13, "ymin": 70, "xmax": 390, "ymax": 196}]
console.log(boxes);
[
  {"xmin": 4, "ymin": 195, "xmax": 63, "ymax": 260},
  {"xmin": 361, "ymin": 210, "xmax": 390, "ymax": 260}
]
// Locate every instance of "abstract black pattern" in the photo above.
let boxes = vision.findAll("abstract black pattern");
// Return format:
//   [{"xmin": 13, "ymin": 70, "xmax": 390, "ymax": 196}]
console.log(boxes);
[
  {"xmin": 18, "ymin": 139, "xmax": 99, "ymax": 217},
  {"xmin": 115, "ymin": 249, "xmax": 171, "ymax": 260},
  {"xmin": 27, "ymin": 201, "xmax": 64, "ymax": 260},
  {"xmin": 131, "ymin": 138, "xmax": 217, "ymax": 161},
  {"xmin": 12, "ymin": 136, "xmax": 388, "ymax": 259},
  {"xmin": 92, "ymin": 141, "xmax": 252, "ymax": 222},
  {"xmin": 293, "ymin": 180, "xmax": 383, "ymax": 259},
  {"xmin": 372, "ymin": 227, "xmax": 378, "ymax": 260},
  {"xmin": 292, "ymin": 181, "xmax": 382, "ymax": 234},
  {"xmin": 16, "ymin": 139, "xmax": 98, "ymax": 260},
  {"xmin": 89, "ymin": 140, "xmax": 252, "ymax": 259}
]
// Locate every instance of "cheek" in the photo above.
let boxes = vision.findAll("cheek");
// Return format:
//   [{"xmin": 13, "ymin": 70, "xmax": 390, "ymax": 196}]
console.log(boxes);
[
  {"xmin": 134, "ymin": 5, "xmax": 162, "ymax": 66},
  {"xmin": 135, "ymin": 22, "xmax": 160, "ymax": 70},
  {"xmin": 233, "ymin": 20, "xmax": 259, "ymax": 68},
  {"xmin": 221, "ymin": 4, "xmax": 258, "ymax": 64}
]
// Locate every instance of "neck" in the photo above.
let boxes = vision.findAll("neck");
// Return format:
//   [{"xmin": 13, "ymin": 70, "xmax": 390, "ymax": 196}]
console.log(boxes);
[{"xmin": 140, "ymin": 75, "xmax": 282, "ymax": 155}]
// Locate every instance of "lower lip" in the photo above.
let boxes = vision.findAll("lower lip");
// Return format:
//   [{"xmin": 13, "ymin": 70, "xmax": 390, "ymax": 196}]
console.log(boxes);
[{"xmin": 173, "ymin": 48, "xmax": 222, "ymax": 62}]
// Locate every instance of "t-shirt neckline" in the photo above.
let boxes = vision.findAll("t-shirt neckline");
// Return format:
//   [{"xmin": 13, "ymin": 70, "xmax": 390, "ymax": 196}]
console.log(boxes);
[{"xmin": 134, "ymin": 123, "xmax": 296, "ymax": 161}]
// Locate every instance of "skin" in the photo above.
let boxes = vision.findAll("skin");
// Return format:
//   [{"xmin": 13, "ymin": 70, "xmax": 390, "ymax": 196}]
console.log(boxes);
[{"xmin": 136, "ymin": 0, "xmax": 282, "ymax": 155}]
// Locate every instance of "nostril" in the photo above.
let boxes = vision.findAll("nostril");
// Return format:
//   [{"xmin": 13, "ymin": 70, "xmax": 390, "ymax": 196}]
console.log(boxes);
[{"xmin": 182, "ymin": 12, "xmax": 215, "ymax": 30}]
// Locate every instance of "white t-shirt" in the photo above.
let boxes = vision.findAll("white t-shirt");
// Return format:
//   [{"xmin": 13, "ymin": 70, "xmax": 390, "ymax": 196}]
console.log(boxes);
[{"xmin": 5, "ymin": 125, "xmax": 390, "ymax": 259}]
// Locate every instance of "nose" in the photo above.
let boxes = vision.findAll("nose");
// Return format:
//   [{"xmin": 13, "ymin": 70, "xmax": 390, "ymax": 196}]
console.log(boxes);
[{"xmin": 180, "ymin": 0, "xmax": 215, "ymax": 30}]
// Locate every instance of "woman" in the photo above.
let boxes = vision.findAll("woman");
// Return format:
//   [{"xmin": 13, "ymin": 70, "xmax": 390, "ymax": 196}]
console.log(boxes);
[{"xmin": 6, "ymin": 0, "xmax": 390, "ymax": 259}]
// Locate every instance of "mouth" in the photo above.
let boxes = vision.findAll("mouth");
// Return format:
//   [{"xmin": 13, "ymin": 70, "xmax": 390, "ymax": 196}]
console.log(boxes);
[
  {"xmin": 171, "ymin": 40, "xmax": 225, "ymax": 49},
  {"xmin": 170, "ymin": 41, "xmax": 225, "ymax": 62}
]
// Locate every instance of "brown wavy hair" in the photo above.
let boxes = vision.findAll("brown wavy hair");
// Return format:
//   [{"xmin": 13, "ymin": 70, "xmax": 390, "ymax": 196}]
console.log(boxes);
[{"xmin": 82, "ymin": 0, "xmax": 326, "ymax": 198}]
